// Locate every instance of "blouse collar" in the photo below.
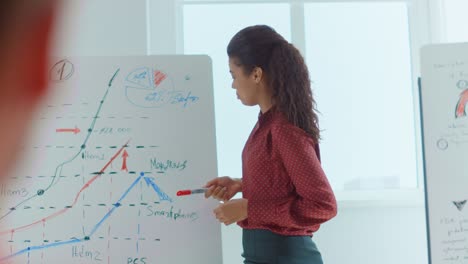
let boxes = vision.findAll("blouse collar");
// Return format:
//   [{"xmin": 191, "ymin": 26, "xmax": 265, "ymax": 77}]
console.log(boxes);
[{"xmin": 258, "ymin": 106, "xmax": 277, "ymax": 126}]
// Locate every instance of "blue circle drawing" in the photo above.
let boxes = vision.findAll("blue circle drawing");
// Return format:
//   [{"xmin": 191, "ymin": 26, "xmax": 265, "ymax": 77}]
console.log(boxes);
[
  {"xmin": 436, "ymin": 138, "xmax": 449, "ymax": 150},
  {"xmin": 457, "ymin": 80, "xmax": 468, "ymax": 90}
]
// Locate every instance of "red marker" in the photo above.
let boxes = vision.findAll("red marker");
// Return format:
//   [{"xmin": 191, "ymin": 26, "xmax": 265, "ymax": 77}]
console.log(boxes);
[{"xmin": 176, "ymin": 188, "xmax": 207, "ymax": 196}]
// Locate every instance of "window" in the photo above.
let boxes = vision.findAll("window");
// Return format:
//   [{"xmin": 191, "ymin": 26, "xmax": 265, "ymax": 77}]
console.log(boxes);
[
  {"xmin": 180, "ymin": 0, "xmax": 425, "ymax": 196},
  {"xmin": 440, "ymin": 0, "xmax": 468, "ymax": 43},
  {"xmin": 304, "ymin": 2, "xmax": 418, "ymax": 191}
]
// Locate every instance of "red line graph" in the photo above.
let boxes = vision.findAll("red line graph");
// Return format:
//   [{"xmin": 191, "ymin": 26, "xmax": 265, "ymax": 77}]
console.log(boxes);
[{"xmin": 0, "ymin": 139, "xmax": 130, "ymax": 236}]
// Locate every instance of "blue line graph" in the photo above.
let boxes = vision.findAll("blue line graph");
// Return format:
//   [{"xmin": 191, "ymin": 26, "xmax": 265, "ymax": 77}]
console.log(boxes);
[
  {"xmin": 0, "ymin": 172, "xmax": 172, "ymax": 262},
  {"xmin": 144, "ymin": 177, "xmax": 173, "ymax": 202},
  {"xmin": 88, "ymin": 173, "xmax": 143, "ymax": 237},
  {"xmin": 3, "ymin": 238, "xmax": 82, "ymax": 261}
]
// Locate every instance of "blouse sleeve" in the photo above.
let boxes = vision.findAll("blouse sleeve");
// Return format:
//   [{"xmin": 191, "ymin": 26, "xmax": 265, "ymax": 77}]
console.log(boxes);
[{"xmin": 272, "ymin": 125, "xmax": 337, "ymax": 226}]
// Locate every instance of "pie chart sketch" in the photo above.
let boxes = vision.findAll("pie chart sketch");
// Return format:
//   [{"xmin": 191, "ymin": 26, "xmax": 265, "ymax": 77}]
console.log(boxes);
[{"xmin": 125, "ymin": 67, "xmax": 175, "ymax": 108}]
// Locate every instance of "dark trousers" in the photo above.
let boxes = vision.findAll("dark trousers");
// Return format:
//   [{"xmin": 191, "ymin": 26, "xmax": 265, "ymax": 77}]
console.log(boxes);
[{"xmin": 242, "ymin": 229, "xmax": 323, "ymax": 264}]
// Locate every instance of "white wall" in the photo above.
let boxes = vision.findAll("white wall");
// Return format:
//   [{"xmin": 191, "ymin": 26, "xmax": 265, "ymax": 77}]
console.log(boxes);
[
  {"xmin": 52, "ymin": 0, "xmax": 179, "ymax": 56},
  {"xmin": 316, "ymin": 205, "xmax": 428, "ymax": 264},
  {"xmin": 51, "ymin": 1, "xmax": 430, "ymax": 263},
  {"xmin": 52, "ymin": 0, "xmax": 148, "ymax": 56}
]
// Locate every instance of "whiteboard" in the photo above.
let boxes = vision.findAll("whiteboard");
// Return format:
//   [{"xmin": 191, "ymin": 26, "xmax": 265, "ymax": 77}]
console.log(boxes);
[
  {"xmin": 421, "ymin": 43, "xmax": 468, "ymax": 264},
  {"xmin": 0, "ymin": 55, "xmax": 222, "ymax": 263}
]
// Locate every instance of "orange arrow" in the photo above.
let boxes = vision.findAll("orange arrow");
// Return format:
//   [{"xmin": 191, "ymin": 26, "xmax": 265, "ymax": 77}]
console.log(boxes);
[
  {"xmin": 456, "ymin": 89, "xmax": 468, "ymax": 118},
  {"xmin": 56, "ymin": 126, "xmax": 80, "ymax": 134},
  {"xmin": 121, "ymin": 150, "xmax": 129, "ymax": 172}
]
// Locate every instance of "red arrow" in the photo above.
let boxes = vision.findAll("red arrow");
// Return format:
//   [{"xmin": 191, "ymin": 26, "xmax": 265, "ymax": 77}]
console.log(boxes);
[
  {"xmin": 456, "ymin": 89, "xmax": 468, "ymax": 118},
  {"xmin": 121, "ymin": 149, "xmax": 129, "ymax": 172},
  {"xmin": 56, "ymin": 126, "xmax": 80, "ymax": 134}
]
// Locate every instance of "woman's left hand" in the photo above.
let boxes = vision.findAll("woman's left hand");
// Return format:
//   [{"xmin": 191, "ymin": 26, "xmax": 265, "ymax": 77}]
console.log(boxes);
[{"xmin": 213, "ymin": 198, "xmax": 248, "ymax": 225}]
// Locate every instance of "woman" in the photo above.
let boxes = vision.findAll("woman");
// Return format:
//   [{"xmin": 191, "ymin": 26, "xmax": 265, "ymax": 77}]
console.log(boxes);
[{"xmin": 205, "ymin": 25, "xmax": 337, "ymax": 264}]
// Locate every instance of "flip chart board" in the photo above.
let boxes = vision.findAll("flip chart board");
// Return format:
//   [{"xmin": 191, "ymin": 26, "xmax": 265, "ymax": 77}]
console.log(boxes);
[
  {"xmin": 0, "ymin": 55, "xmax": 222, "ymax": 263},
  {"xmin": 421, "ymin": 43, "xmax": 468, "ymax": 264}
]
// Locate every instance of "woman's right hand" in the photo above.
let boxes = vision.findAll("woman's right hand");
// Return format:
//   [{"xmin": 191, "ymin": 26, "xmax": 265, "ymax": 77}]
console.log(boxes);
[{"xmin": 204, "ymin": 176, "xmax": 242, "ymax": 202}]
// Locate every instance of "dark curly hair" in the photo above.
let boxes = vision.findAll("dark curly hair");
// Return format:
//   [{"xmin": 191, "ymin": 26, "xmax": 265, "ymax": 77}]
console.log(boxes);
[{"xmin": 227, "ymin": 25, "xmax": 320, "ymax": 142}]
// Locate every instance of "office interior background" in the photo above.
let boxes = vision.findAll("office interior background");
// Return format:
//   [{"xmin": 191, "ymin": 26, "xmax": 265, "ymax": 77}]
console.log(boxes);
[{"xmin": 50, "ymin": 0, "xmax": 468, "ymax": 263}]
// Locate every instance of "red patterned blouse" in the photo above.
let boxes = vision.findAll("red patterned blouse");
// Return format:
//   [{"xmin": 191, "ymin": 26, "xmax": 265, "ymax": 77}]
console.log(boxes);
[{"xmin": 238, "ymin": 108, "xmax": 337, "ymax": 236}]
